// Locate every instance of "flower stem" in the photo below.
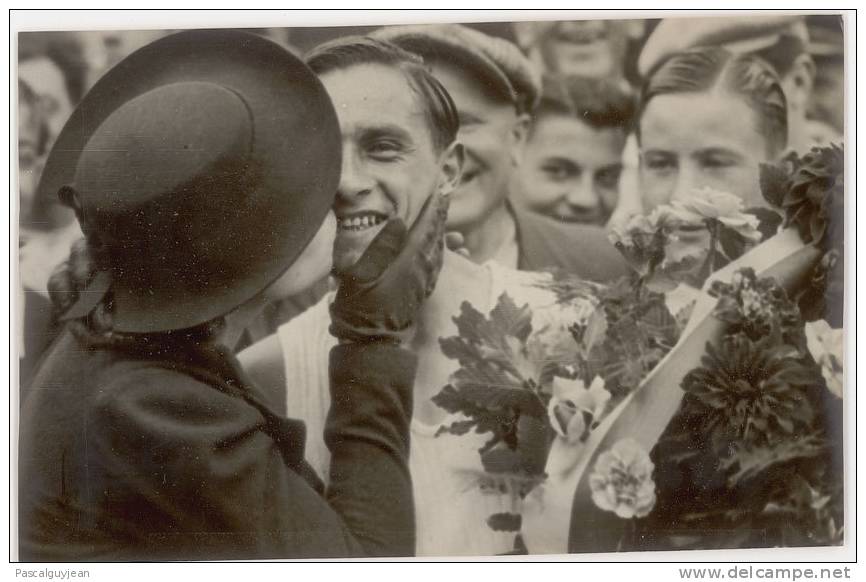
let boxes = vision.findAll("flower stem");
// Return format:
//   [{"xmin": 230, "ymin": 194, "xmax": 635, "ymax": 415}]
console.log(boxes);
[{"xmin": 698, "ymin": 219, "xmax": 721, "ymax": 281}]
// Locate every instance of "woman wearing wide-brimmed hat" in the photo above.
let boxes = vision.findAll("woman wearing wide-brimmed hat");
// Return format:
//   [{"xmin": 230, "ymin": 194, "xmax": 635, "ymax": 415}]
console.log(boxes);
[{"xmin": 18, "ymin": 30, "xmax": 446, "ymax": 561}]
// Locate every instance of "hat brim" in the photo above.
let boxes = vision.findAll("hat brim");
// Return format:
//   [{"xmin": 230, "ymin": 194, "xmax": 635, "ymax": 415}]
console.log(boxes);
[{"xmin": 38, "ymin": 29, "xmax": 341, "ymax": 333}]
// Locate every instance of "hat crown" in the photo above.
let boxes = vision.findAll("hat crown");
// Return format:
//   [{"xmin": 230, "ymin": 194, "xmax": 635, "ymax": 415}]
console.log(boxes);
[
  {"xmin": 38, "ymin": 29, "xmax": 342, "ymax": 333},
  {"xmin": 74, "ymin": 81, "xmax": 254, "ymax": 234}
]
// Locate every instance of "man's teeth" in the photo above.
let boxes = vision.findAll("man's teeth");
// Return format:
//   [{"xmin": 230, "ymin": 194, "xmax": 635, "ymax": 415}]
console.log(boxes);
[{"xmin": 338, "ymin": 214, "xmax": 386, "ymax": 231}]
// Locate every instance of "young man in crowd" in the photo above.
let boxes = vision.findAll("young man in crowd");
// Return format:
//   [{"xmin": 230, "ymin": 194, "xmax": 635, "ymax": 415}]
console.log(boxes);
[
  {"xmin": 18, "ymin": 33, "xmax": 88, "ymax": 389},
  {"xmin": 511, "ymin": 19, "xmax": 645, "ymax": 84},
  {"xmin": 637, "ymin": 14, "xmax": 840, "ymax": 154},
  {"xmin": 609, "ymin": 14, "xmax": 841, "ymax": 228},
  {"xmin": 510, "ymin": 75, "xmax": 634, "ymax": 226},
  {"xmin": 373, "ymin": 24, "xmax": 628, "ymax": 282}
]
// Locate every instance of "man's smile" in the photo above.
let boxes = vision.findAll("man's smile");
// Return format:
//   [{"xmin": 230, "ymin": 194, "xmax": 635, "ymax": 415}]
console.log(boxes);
[{"xmin": 336, "ymin": 210, "xmax": 389, "ymax": 232}]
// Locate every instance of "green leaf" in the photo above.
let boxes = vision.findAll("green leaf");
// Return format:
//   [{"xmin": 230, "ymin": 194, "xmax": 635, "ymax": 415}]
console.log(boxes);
[
  {"xmin": 759, "ymin": 161, "xmax": 791, "ymax": 208},
  {"xmin": 489, "ymin": 292, "xmax": 534, "ymax": 343},
  {"xmin": 722, "ymin": 435, "xmax": 827, "ymax": 487},
  {"xmin": 719, "ymin": 226, "xmax": 748, "ymax": 262},
  {"xmin": 435, "ymin": 419, "xmax": 476, "ymax": 438},
  {"xmin": 746, "ymin": 207, "xmax": 784, "ymax": 241},
  {"xmin": 487, "ymin": 513, "xmax": 522, "ymax": 532}
]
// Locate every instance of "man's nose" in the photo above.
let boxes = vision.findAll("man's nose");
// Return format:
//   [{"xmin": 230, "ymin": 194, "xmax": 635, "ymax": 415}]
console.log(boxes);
[
  {"xmin": 669, "ymin": 166, "xmax": 700, "ymax": 204},
  {"xmin": 564, "ymin": 178, "xmax": 599, "ymax": 210},
  {"xmin": 336, "ymin": 150, "xmax": 374, "ymax": 201}
]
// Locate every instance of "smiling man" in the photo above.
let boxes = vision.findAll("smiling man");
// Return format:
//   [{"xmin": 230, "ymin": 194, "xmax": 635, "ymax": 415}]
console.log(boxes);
[
  {"xmin": 239, "ymin": 36, "xmax": 601, "ymax": 557},
  {"xmin": 510, "ymin": 75, "xmax": 634, "ymax": 225},
  {"xmin": 373, "ymin": 24, "xmax": 628, "ymax": 282}
]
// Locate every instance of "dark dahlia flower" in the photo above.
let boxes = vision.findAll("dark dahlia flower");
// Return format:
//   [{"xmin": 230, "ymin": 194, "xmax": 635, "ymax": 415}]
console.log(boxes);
[{"xmin": 681, "ymin": 335, "xmax": 818, "ymax": 451}]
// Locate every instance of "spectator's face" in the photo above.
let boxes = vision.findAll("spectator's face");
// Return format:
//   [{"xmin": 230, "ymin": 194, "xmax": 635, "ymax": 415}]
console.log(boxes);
[
  {"xmin": 512, "ymin": 114, "xmax": 625, "ymax": 224},
  {"xmin": 18, "ymin": 82, "xmax": 45, "ymax": 213},
  {"xmin": 321, "ymin": 63, "xmax": 453, "ymax": 275},
  {"xmin": 428, "ymin": 60, "xmax": 526, "ymax": 232},
  {"xmin": 639, "ymin": 91, "xmax": 770, "ymax": 211},
  {"xmin": 540, "ymin": 20, "xmax": 631, "ymax": 79},
  {"xmin": 18, "ymin": 56, "xmax": 73, "ymax": 152}
]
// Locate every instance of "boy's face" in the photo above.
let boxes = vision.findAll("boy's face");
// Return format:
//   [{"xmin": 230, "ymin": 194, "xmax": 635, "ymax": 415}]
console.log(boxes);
[{"xmin": 511, "ymin": 114, "xmax": 625, "ymax": 225}]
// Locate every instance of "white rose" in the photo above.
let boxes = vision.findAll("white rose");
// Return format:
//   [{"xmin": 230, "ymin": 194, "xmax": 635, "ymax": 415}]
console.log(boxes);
[{"xmin": 670, "ymin": 187, "xmax": 762, "ymax": 242}]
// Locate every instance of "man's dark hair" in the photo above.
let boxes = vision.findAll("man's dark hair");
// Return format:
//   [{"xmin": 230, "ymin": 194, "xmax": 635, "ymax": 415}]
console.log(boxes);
[
  {"xmin": 639, "ymin": 47, "xmax": 788, "ymax": 157},
  {"xmin": 305, "ymin": 36, "xmax": 459, "ymax": 152},
  {"xmin": 535, "ymin": 74, "xmax": 636, "ymax": 133},
  {"xmin": 19, "ymin": 32, "xmax": 88, "ymax": 104}
]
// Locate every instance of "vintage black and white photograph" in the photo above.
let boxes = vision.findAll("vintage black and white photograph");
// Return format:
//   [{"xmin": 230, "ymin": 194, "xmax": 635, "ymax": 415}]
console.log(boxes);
[{"xmin": 13, "ymin": 10, "xmax": 850, "ymax": 563}]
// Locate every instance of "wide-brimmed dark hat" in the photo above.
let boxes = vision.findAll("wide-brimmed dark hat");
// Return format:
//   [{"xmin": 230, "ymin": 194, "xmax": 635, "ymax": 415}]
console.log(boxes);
[{"xmin": 38, "ymin": 29, "xmax": 341, "ymax": 333}]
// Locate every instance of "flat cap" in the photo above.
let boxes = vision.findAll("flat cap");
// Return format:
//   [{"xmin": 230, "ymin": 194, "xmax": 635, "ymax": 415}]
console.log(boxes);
[
  {"xmin": 638, "ymin": 15, "xmax": 810, "ymax": 77},
  {"xmin": 373, "ymin": 23, "xmax": 541, "ymax": 113}
]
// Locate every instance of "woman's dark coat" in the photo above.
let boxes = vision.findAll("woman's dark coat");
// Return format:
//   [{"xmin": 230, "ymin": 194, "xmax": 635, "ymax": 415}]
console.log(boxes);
[{"xmin": 18, "ymin": 328, "xmax": 416, "ymax": 561}]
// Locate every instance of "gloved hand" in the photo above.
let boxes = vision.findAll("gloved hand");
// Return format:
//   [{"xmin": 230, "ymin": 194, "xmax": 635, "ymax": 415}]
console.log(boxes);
[{"xmin": 329, "ymin": 192, "xmax": 449, "ymax": 344}]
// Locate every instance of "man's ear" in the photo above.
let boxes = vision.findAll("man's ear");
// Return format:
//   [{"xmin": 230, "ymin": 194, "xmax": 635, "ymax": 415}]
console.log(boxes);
[
  {"xmin": 438, "ymin": 141, "xmax": 465, "ymax": 196},
  {"xmin": 509, "ymin": 113, "xmax": 532, "ymax": 167},
  {"xmin": 782, "ymin": 54, "xmax": 816, "ymax": 115}
]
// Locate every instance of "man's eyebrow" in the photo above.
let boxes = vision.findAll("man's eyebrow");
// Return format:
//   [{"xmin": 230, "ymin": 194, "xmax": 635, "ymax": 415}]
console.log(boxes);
[
  {"xmin": 541, "ymin": 156, "xmax": 580, "ymax": 169},
  {"xmin": 694, "ymin": 147, "xmax": 745, "ymax": 160},
  {"xmin": 457, "ymin": 111, "xmax": 484, "ymax": 125},
  {"xmin": 355, "ymin": 123, "xmax": 415, "ymax": 144}
]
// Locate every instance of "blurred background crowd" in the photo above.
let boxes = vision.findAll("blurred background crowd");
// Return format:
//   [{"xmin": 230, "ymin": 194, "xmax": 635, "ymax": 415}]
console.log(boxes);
[{"xmin": 17, "ymin": 14, "xmax": 845, "ymax": 385}]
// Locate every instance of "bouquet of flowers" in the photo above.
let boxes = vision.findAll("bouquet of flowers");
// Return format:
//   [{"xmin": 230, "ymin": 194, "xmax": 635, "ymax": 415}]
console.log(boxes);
[{"xmin": 432, "ymin": 144, "xmax": 845, "ymax": 552}]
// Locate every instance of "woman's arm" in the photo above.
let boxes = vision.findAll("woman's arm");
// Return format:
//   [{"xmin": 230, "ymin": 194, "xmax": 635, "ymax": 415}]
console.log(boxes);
[{"xmin": 324, "ymin": 342, "xmax": 416, "ymax": 556}]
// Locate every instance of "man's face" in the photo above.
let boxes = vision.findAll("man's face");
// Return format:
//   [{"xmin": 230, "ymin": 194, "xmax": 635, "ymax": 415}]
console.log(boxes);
[
  {"xmin": 18, "ymin": 56, "xmax": 73, "ymax": 153},
  {"xmin": 540, "ymin": 20, "xmax": 631, "ymax": 80},
  {"xmin": 512, "ymin": 114, "xmax": 625, "ymax": 224},
  {"xmin": 18, "ymin": 81, "xmax": 45, "ymax": 212},
  {"xmin": 639, "ymin": 91, "xmax": 771, "ymax": 212},
  {"xmin": 321, "ymin": 63, "xmax": 445, "ymax": 275},
  {"xmin": 428, "ymin": 60, "xmax": 523, "ymax": 232}
]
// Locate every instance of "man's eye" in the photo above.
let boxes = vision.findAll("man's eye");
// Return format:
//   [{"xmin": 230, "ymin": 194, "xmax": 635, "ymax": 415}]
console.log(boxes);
[
  {"xmin": 702, "ymin": 155, "xmax": 737, "ymax": 169},
  {"xmin": 541, "ymin": 164, "xmax": 576, "ymax": 181},
  {"xmin": 644, "ymin": 156, "xmax": 675, "ymax": 172},
  {"xmin": 39, "ymin": 96, "xmax": 60, "ymax": 116},
  {"xmin": 596, "ymin": 167, "xmax": 622, "ymax": 189},
  {"xmin": 367, "ymin": 140, "xmax": 402, "ymax": 159}
]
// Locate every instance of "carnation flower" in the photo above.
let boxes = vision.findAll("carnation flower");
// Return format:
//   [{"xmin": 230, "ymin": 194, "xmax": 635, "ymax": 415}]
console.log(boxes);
[
  {"xmin": 805, "ymin": 319, "xmax": 844, "ymax": 398},
  {"xmin": 589, "ymin": 438, "xmax": 656, "ymax": 519},
  {"xmin": 547, "ymin": 376, "xmax": 610, "ymax": 444}
]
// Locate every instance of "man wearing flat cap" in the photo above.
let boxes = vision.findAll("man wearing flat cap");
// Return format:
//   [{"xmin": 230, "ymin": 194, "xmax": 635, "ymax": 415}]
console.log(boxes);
[{"xmin": 373, "ymin": 24, "xmax": 628, "ymax": 282}]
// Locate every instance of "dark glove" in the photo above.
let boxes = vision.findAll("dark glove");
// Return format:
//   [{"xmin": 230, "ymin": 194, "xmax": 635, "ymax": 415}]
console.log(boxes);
[{"xmin": 329, "ymin": 193, "xmax": 449, "ymax": 344}]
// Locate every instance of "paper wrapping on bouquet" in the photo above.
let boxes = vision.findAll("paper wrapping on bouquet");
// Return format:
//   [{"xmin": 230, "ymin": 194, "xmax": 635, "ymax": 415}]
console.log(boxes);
[{"xmin": 521, "ymin": 227, "xmax": 821, "ymax": 555}]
